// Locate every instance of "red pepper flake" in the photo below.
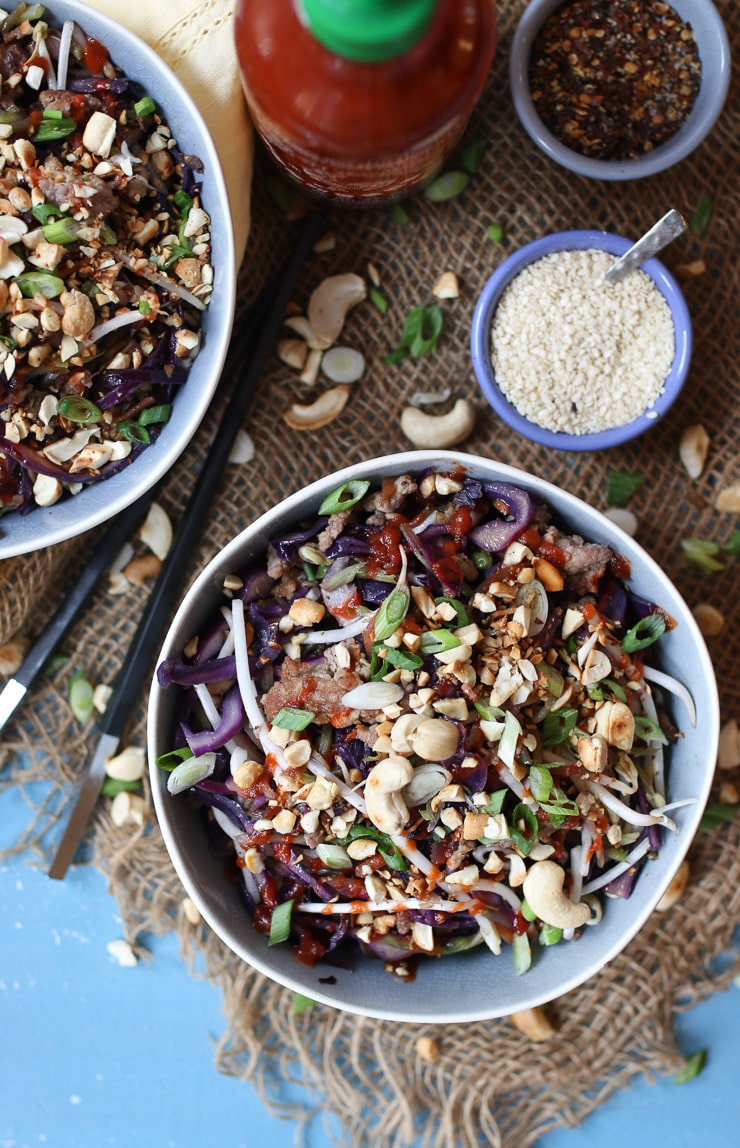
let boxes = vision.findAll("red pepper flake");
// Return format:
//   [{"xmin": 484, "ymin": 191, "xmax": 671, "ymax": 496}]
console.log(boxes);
[{"xmin": 529, "ymin": 0, "xmax": 702, "ymax": 160}]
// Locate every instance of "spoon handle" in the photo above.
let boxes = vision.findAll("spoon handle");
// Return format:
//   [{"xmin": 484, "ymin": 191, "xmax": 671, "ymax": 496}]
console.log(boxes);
[{"xmin": 605, "ymin": 209, "xmax": 687, "ymax": 284}]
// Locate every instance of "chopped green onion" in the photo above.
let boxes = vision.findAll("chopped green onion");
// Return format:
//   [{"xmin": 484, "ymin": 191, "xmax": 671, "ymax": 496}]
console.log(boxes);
[
  {"xmin": 374, "ymin": 585, "xmax": 410, "ymax": 641},
  {"xmin": 434, "ymin": 596, "xmax": 470, "ymax": 626},
  {"xmin": 529, "ymin": 765, "xmax": 554, "ymax": 803},
  {"xmin": 461, "ymin": 140, "xmax": 486, "ymax": 175},
  {"xmin": 45, "ymin": 654, "xmax": 68, "ymax": 676},
  {"xmin": 521, "ymin": 899, "xmax": 537, "ymax": 922},
  {"xmin": 272, "ymin": 706, "xmax": 315, "ymax": 731},
  {"xmin": 68, "ymin": 672, "xmax": 94, "ymax": 724},
  {"xmin": 293, "ymin": 993, "xmax": 315, "ymax": 1016},
  {"xmin": 603, "ymin": 678, "xmax": 627, "ymax": 702},
  {"xmin": 42, "ymin": 217, "xmax": 82, "ymax": 244},
  {"xmin": 101, "ymin": 777, "xmax": 143, "ymax": 798},
  {"xmin": 724, "ymin": 531, "xmax": 740, "ymax": 555},
  {"xmin": 302, "ymin": 562, "xmax": 320, "ymax": 584},
  {"xmin": 539, "ymin": 923, "xmax": 562, "ymax": 946},
  {"xmin": 14, "ymin": 271, "xmax": 64, "ymax": 299},
  {"xmin": 487, "ymin": 221, "xmax": 504, "ymax": 243},
  {"xmin": 540, "ymin": 663, "xmax": 564, "ymax": 697},
  {"xmin": 57, "ymin": 396, "xmax": 102, "ymax": 425},
  {"xmin": 166, "ymin": 752, "xmax": 216, "ymax": 794},
  {"xmin": 689, "ymin": 193, "xmax": 712, "ymax": 239},
  {"xmin": 391, "ymin": 202, "xmax": 409, "ymax": 225},
  {"xmin": 621, "ymin": 613, "xmax": 666, "ymax": 653},
  {"xmin": 509, "ymin": 803, "xmax": 538, "ymax": 856},
  {"xmin": 34, "ymin": 116, "xmax": 76, "ymax": 142},
  {"xmin": 474, "ymin": 700, "xmax": 505, "ymax": 722},
  {"xmin": 541, "ymin": 707, "xmax": 578, "ymax": 747},
  {"xmin": 512, "ymin": 931, "xmax": 532, "ymax": 975},
  {"xmin": 268, "ymin": 899, "xmax": 294, "ymax": 946},
  {"xmin": 32, "ymin": 204, "xmax": 61, "ymax": 225},
  {"xmin": 316, "ymin": 844, "xmax": 351, "ymax": 869},
  {"xmin": 471, "ymin": 549, "xmax": 493, "ymax": 570},
  {"xmin": 99, "ymin": 224, "xmax": 117, "ymax": 246},
  {"xmin": 419, "ymin": 628, "xmax": 460, "ymax": 655},
  {"xmin": 673, "ymin": 1049, "xmax": 707, "ymax": 1084},
  {"xmin": 700, "ymin": 803, "xmax": 737, "ymax": 832},
  {"xmin": 138, "ymin": 299, "xmax": 152, "ymax": 316},
  {"xmin": 483, "ymin": 790, "xmax": 507, "ymax": 815},
  {"xmin": 681, "ymin": 538, "xmax": 724, "ymax": 574},
  {"xmin": 342, "ymin": 825, "xmax": 408, "ymax": 870},
  {"xmin": 134, "ymin": 96, "xmax": 157, "ymax": 118},
  {"xmin": 173, "ymin": 189, "xmax": 193, "ymax": 215},
  {"xmin": 423, "ymin": 170, "xmax": 469, "ymax": 202},
  {"xmin": 386, "ymin": 305, "xmax": 443, "ymax": 364},
  {"xmin": 370, "ymin": 287, "xmax": 388, "ymax": 314},
  {"xmin": 42, "ymin": 108, "xmax": 64, "ymax": 121},
  {"xmin": 322, "ymin": 560, "xmax": 364, "ymax": 591},
  {"xmin": 375, "ymin": 645, "xmax": 423, "ymax": 673},
  {"xmin": 318, "ymin": 479, "xmax": 370, "ymax": 515},
  {"xmin": 633, "ymin": 715, "xmax": 668, "ymax": 745},
  {"xmin": 138, "ymin": 403, "xmax": 172, "ymax": 427},
  {"xmin": 607, "ymin": 468, "xmax": 644, "ymax": 507},
  {"xmin": 155, "ymin": 746, "xmax": 194, "ymax": 772},
  {"xmin": 117, "ymin": 422, "xmax": 150, "ymax": 445}
]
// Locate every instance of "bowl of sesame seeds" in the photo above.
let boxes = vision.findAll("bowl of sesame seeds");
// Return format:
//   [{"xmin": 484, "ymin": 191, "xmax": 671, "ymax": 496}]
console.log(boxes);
[
  {"xmin": 509, "ymin": 0, "xmax": 731, "ymax": 181},
  {"xmin": 0, "ymin": 0, "xmax": 235, "ymax": 557},
  {"xmin": 470, "ymin": 229, "xmax": 692, "ymax": 451}
]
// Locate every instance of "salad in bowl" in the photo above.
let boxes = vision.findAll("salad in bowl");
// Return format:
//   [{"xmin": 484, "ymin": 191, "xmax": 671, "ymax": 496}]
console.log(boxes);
[{"xmin": 149, "ymin": 452, "xmax": 718, "ymax": 1021}]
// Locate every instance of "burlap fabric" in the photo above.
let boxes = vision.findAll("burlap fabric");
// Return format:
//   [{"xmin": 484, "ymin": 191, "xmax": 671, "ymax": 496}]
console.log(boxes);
[{"xmin": 1, "ymin": 3, "xmax": 738, "ymax": 1145}]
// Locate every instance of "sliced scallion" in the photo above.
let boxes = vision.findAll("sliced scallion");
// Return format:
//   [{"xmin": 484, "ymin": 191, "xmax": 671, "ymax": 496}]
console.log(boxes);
[
  {"xmin": 419, "ymin": 628, "xmax": 460, "ymax": 655},
  {"xmin": 293, "ymin": 993, "xmax": 315, "ymax": 1016},
  {"xmin": 461, "ymin": 140, "xmax": 486, "ymax": 175},
  {"xmin": 483, "ymin": 790, "xmax": 507, "ymax": 815},
  {"xmin": 272, "ymin": 706, "xmax": 315, "ymax": 731},
  {"xmin": 487, "ymin": 221, "xmax": 504, "ymax": 243},
  {"xmin": 681, "ymin": 538, "xmax": 724, "ymax": 574},
  {"xmin": 633, "ymin": 715, "xmax": 669, "ymax": 745},
  {"xmin": 118, "ymin": 422, "xmax": 150, "ymax": 445},
  {"xmin": 541, "ymin": 707, "xmax": 578, "ymax": 747},
  {"xmin": 511, "ymin": 931, "xmax": 532, "ymax": 976},
  {"xmin": 434, "ymin": 596, "xmax": 470, "ymax": 626},
  {"xmin": 474, "ymin": 700, "xmax": 505, "ymax": 722},
  {"xmin": 370, "ymin": 287, "xmax": 388, "ymax": 314},
  {"xmin": 316, "ymin": 844, "xmax": 351, "ymax": 869},
  {"xmin": 423, "ymin": 170, "xmax": 469, "ymax": 202},
  {"xmin": 373, "ymin": 585, "xmax": 410, "ymax": 641},
  {"xmin": 134, "ymin": 96, "xmax": 157, "ymax": 118},
  {"xmin": 32, "ymin": 204, "xmax": 61, "ymax": 226},
  {"xmin": 68, "ymin": 672, "xmax": 94, "ymax": 723},
  {"xmin": 101, "ymin": 777, "xmax": 142, "ymax": 798},
  {"xmin": 606, "ymin": 468, "xmax": 644, "ymax": 507},
  {"xmin": 138, "ymin": 403, "xmax": 172, "ymax": 427},
  {"xmin": 673, "ymin": 1049, "xmax": 707, "ymax": 1084},
  {"xmin": 318, "ymin": 479, "xmax": 370, "ymax": 515},
  {"xmin": 15, "ymin": 271, "xmax": 64, "ymax": 299},
  {"xmin": 391, "ymin": 202, "xmax": 409, "ymax": 225},
  {"xmin": 166, "ymin": 752, "xmax": 216, "ymax": 795},
  {"xmin": 42, "ymin": 216, "xmax": 83, "ymax": 244},
  {"xmin": 155, "ymin": 746, "xmax": 194, "ymax": 772},
  {"xmin": 497, "ymin": 710, "xmax": 522, "ymax": 769},
  {"xmin": 34, "ymin": 116, "xmax": 76, "ymax": 142},
  {"xmin": 509, "ymin": 803, "xmax": 537, "ymax": 856},
  {"xmin": 539, "ymin": 923, "xmax": 562, "ymax": 946},
  {"xmin": 268, "ymin": 899, "xmax": 294, "ymax": 946},
  {"xmin": 621, "ymin": 613, "xmax": 666, "ymax": 653},
  {"xmin": 520, "ymin": 899, "xmax": 537, "ymax": 922},
  {"xmin": 57, "ymin": 396, "xmax": 102, "ymax": 424},
  {"xmin": 689, "ymin": 193, "xmax": 712, "ymax": 239}
]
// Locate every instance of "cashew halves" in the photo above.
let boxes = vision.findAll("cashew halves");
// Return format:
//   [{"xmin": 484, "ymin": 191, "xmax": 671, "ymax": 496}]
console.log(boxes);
[
  {"xmin": 522, "ymin": 860, "xmax": 591, "ymax": 930},
  {"xmin": 400, "ymin": 398, "xmax": 475, "ymax": 449},
  {"xmin": 365, "ymin": 755, "xmax": 413, "ymax": 834}
]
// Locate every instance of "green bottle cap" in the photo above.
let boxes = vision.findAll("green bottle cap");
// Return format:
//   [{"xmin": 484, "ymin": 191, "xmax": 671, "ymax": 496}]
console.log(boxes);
[{"xmin": 300, "ymin": 0, "xmax": 437, "ymax": 63}]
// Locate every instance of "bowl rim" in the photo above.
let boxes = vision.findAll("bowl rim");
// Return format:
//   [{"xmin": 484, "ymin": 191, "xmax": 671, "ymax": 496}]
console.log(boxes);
[
  {"xmin": 0, "ymin": 0, "xmax": 236, "ymax": 558},
  {"xmin": 470, "ymin": 229, "xmax": 692, "ymax": 451},
  {"xmin": 147, "ymin": 449, "xmax": 719, "ymax": 1022},
  {"xmin": 509, "ymin": 0, "xmax": 732, "ymax": 181}
]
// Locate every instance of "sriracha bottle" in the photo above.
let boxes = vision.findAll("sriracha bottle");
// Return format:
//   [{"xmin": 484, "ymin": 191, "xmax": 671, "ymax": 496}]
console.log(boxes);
[{"xmin": 234, "ymin": 0, "xmax": 497, "ymax": 204}]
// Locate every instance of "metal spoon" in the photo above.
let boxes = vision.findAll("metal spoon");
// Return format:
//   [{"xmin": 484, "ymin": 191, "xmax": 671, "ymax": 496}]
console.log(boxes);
[{"xmin": 605, "ymin": 208, "xmax": 687, "ymax": 284}]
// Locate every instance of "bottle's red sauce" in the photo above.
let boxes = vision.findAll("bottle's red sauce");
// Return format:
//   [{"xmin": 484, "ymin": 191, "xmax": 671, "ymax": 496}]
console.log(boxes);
[
  {"xmin": 83, "ymin": 37, "xmax": 108, "ymax": 75},
  {"xmin": 234, "ymin": 0, "xmax": 497, "ymax": 203}
]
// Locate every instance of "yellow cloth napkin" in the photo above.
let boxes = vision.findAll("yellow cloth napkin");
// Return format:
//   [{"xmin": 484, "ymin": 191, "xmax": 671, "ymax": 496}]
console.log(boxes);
[{"xmin": 85, "ymin": 0, "xmax": 253, "ymax": 266}]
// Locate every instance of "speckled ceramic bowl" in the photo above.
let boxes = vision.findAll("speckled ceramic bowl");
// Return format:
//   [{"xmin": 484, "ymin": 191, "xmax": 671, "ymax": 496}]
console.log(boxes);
[
  {"xmin": 470, "ymin": 230, "xmax": 692, "ymax": 452},
  {"xmin": 0, "ymin": 0, "xmax": 235, "ymax": 558},
  {"xmin": 509, "ymin": 0, "xmax": 731, "ymax": 181},
  {"xmin": 148, "ymin": 450, "xmax": 718, "ymax": 1023}
]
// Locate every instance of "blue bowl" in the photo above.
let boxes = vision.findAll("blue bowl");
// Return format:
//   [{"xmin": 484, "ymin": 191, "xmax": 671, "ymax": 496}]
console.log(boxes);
[{"xmin": 470, "ymin": 230, "xmax": 692, "ymax": 452}]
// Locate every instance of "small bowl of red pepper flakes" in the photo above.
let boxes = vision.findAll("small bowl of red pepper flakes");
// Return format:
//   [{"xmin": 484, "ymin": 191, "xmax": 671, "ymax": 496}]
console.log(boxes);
[{"xmin": 509, "ymin": 0, "xmax": 731, "ymax": 180}]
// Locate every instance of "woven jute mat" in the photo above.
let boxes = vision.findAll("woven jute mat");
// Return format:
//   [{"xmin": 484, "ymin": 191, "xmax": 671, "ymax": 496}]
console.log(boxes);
[{"xmin": 2, "ymin": 3, "xmax": 738, "ymax": 1145}]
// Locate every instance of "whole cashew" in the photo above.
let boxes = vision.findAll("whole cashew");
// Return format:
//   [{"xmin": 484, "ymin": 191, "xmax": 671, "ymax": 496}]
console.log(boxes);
[
  {"xmin": 522, "ymin": 860, "xmax": 591, "ymax": 930},
  {"xmin": 400, "ymin": 398, "xmax": 475, "ymax": 449},
  {"xmin": 365, "ymin": 755, "xmax": 413, "ymax": 833}
]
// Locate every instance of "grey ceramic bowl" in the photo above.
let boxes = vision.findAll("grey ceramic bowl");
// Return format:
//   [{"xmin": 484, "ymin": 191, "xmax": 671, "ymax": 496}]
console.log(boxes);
[
  {"xmin": 510, "ymin": 0, "xmax": 731, "ymax": 180},
  {"xmin": 0, "ymin": 0, "xmax": 235, "ymax": 558},
  {"xmin": 148, "ymin": 450, "xmax": 719, "ymax": 1023}
]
